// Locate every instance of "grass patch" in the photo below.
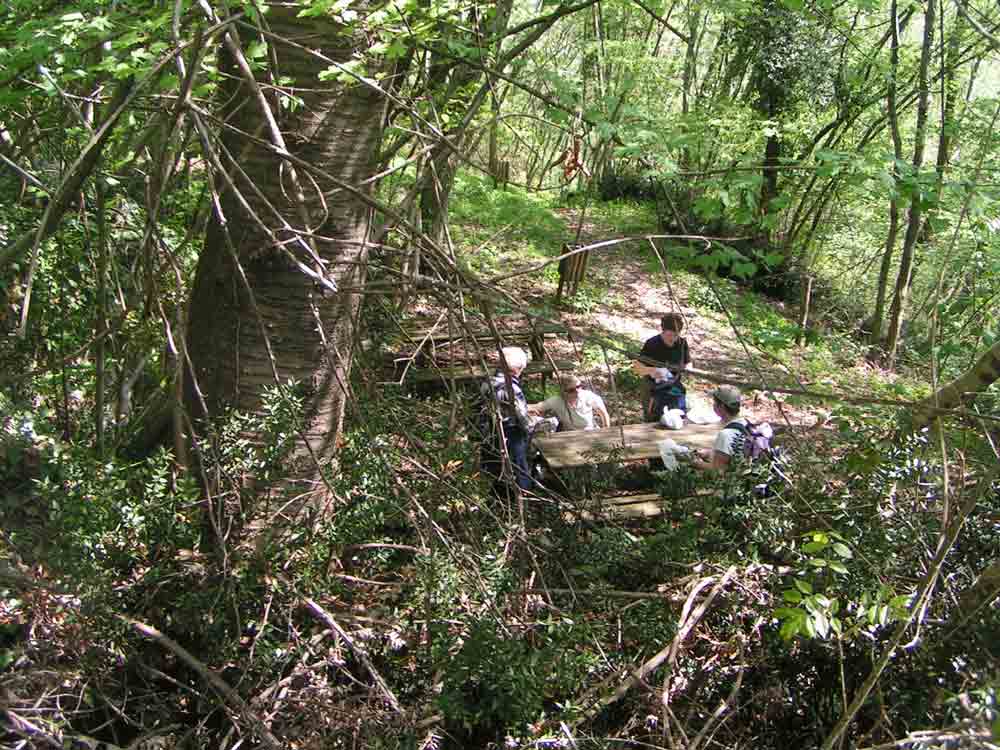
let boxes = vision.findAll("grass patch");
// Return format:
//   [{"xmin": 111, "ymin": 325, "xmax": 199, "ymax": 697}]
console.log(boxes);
[
  {"xmin": 450, "ymin": 173, "xmax": 567, "ymax": 275},
  {"xmin": 572, "ymin": 197, "xmax": 658, "ymax": 237}
]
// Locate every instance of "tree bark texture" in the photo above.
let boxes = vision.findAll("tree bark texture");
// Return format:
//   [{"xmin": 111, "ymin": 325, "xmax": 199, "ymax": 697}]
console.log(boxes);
[{"xmin": 185, "ymin": 5, "xmax": 384, "ymax": 508}]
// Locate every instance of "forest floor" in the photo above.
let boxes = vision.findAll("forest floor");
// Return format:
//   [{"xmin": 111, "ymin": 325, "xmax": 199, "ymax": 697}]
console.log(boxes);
[{"xmin": 497, "ymin": 204, "xmax": 826, "ymax": 431}]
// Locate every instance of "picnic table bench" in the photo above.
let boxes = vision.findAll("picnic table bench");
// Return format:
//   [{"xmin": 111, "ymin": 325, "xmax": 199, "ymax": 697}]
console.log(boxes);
[{"xmin": 532, "ymin": 422, "xmax": 720, "ymax": 469}]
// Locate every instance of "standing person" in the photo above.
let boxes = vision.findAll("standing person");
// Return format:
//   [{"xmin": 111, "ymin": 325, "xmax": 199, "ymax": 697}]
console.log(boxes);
[
  {"xmin": 479, "ymin": 347, "xmax": 533, "ymax": 492},
  {"xmin": 529, "ymin": 375, "xmax": 610, "ymax": 431},
  {"xmin": 690, "ymin": 385, "xmax": 748, "ymax": 473},
  {"xmin": 632, "ymin": 312, "xmax": 692, "ymax": 421}
]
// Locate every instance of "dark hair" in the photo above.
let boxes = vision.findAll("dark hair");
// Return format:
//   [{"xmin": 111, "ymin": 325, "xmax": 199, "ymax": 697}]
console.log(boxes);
[{"xmin": 660, "ymin": 313, "xmax": 684, "ymax": 333}]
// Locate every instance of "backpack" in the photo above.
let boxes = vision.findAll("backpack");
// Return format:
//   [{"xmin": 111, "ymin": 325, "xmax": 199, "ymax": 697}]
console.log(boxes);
[
  {"xmin": 724, "ymin": 420, "xmax": 775, "ymax": 461},
  {"xmin": 723, "ymin": 420, "xmax": 788, "ymax": 499}
]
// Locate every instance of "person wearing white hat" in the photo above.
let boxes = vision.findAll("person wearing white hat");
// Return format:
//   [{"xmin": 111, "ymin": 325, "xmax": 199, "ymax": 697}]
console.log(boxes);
[
  {"xmin": 479, "ymin": 347, "xmax": 533, "ymax": 491},
  {"xmin": 529, "ymin": 374, "xmax": 610, "ymax": 431}
]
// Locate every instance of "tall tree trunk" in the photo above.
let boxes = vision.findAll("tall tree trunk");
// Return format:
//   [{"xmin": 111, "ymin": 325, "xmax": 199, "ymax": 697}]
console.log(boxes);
[
  {"xmin": 184, "ymin": 5, "xmax": 385, "ymax": 514},
  {"xmin": 417, "ymin": 0, "xmax": 514, "ymax": 251},
  {"xmin": 869, "ymin": 0, "xmax": 905, "ymax": 349},
  {"xmin": 884, "ymin": 0, "xmax": 936, "ymax": 368},
  {"xmin": 679, "ymin": 0, "xmax": 702, "ymax": 176},
  {"xmin": 918, "ymin": 5, "xmax": 963, "ymax": 247}
]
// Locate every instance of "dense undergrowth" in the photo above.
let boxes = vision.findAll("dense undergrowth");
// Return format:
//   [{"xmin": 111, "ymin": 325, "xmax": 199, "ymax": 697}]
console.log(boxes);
[
  {"xmin": 2, "ymin": 177, "xmax": 999, "ymax": 748},
  {"xmin": 3, "ymin": 343, "xmax": 998, "ymax": 748}
]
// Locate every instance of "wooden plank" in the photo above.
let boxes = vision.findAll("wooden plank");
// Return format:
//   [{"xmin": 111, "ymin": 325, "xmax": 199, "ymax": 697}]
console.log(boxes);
[
  {"xmin": 570, "ymin": 493, "xmax": 664, "ymax": 521},
  {"xmin": 404, "ymin": 358, "xmax": 575, "ymax": 384},
  {"xmin": 534, "ymin": 422, "xmax": 720, "ymax": 468}
]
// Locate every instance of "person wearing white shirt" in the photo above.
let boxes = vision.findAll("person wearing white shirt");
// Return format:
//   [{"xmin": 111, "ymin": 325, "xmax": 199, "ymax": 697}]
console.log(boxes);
[
  {"xmin": 690, "ymin": 385, "xmax": 748, "ymax": 473},
  {"xmin": 529, "ymin": 375, "xmax": 610, "ymax": 431}
]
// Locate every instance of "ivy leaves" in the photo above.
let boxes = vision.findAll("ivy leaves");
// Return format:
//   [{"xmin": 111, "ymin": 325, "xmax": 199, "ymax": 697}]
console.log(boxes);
[{"xmin": 775, "ymin": 530, "xmax": 913, "ymax": 642}]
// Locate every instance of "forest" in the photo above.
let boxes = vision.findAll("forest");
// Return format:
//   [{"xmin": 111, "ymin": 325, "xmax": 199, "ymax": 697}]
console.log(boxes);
[{"xmin": 1, "ymin": 0, "xmax": 999, "ymax": 747}]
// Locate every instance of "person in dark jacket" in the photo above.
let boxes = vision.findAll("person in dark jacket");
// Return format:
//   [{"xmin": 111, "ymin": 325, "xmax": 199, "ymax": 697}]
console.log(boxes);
[
  {"xmin": 632, "ymin": 312, "xmax": 692, "ymax": 421},
  {"xmin": 479, "ymin": 347, "xmax": 533, "ymax": 492}
]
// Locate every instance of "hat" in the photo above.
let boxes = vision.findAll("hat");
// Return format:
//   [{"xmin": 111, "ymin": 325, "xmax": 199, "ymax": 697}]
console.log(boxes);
[
  {"xmin": 559, "ymin": 374, "xmax": 582, "ymax": 390},
  {"xmin": 711, "ymin": 385, "xmax": 742, "ymax": 409}
]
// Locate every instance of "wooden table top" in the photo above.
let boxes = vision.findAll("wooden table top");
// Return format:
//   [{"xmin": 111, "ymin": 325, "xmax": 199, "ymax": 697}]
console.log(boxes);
[{"xmin": 533, "ymin": 422, "xmax": 720, "ymax": 468}]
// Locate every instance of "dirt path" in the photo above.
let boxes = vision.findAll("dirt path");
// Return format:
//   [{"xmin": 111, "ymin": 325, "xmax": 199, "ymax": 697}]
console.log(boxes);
[{"xmin": 522, "ymin": 208, "xmax": 821, "ymax": 429}]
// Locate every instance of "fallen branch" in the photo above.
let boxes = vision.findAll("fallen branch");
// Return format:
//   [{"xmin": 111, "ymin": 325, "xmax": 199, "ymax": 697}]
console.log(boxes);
[
  {"xmin": 571, "ymin": 566, "xmax": 736, "ymax": 728},
  {"xmin": 521, "ymin": 586, "xmax": 693, "ymax": 603},
  {"xmin": 124, "ymin": 617, "xmax": 282, "ymax": 750},
  {"xmin": 304, "ymin": 597, "xmax": 404, "ymax": 714}
]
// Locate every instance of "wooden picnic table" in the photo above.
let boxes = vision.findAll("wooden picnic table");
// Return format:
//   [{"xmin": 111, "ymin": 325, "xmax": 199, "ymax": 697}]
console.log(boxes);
[{"xmin": 533, "ymin": 422, "xmax": 720, "ymax": 469}]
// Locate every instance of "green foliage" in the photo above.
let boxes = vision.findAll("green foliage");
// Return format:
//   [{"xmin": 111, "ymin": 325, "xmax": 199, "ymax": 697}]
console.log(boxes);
[
  {"xmin": 450, "ymin": 174, "xmax": 567, "ymax": 272},
  {"xmin": 686, "ymin": 274, "xmax": 804, "ymax": 352},
  {"xmin": 653, "ymin": 464, "xmax": 702, "ymax": 501},
  {"xmin": 2, "ymin": 0, "xmax": 1000, "ymax": 745},
  {"xmin": 33, "ymin": 445, "xmax": 200, "ymax": 583}
]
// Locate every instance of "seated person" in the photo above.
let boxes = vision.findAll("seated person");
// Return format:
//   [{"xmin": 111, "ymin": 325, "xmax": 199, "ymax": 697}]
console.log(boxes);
[
  {"xmin": 632, "ymin": 312, "xmax": 692, "ymax": 421},
  {"xmin": 529, "ymin": 374, "xmax": 610, "ymax": 431},
  {"xmin": 690, "ymin": 386, "xmax": 748, "ymax": 473},
  {"xmin": 479, "ymin": 347, "xmax": 533, "ymax": 491}
]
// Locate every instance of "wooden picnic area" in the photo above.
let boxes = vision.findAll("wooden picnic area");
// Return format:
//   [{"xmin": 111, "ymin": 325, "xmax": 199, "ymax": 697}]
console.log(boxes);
[{"xmin": 533, "ymin": 421, "xmax": 720, "ymax": 468}]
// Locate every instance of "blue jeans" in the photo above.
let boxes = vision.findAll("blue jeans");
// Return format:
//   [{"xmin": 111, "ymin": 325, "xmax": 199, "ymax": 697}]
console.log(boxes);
[{"xmin": 482, "ymin": 427, "xmax": 532, "ymax": 491}]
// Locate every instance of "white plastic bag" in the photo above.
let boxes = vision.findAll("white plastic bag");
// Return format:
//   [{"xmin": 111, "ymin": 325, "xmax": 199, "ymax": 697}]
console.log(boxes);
[
  {"xmin": 657, "ymin": 438, "xmax": 690, "ymax": 471},
  {"xmin": 686, "ymin": 404, "xmax": 720, "ymax": 425},
  {"xmin": 652, "ymin": 367, "xmax": 676, "ymax": 384},
  {"xmin": 659, "ymin": 408, "xmax": 685, "ymax": 430}
]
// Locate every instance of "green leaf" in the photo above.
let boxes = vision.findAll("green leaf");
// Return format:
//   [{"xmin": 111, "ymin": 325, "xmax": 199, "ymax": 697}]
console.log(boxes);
[
  {"xmin": 829, "ymin": 561, "xmax": 848, "ymax": 574},
  {"xmin": 889, "ymin": 595, "xmax": 911, "ymax": 610},
  {"xmin": 803, "ymin": 541, "xmax": 827, "ymax": 554},
  {"xmin": 812, "ymin": 611, "xmax": 829, "ymax": 638},
  {"xmin": 878, "ymin": 604, "xmax": 890, "ymax": 625},
  {"xmin": 779, "ymin": 617, "xmax": 800, "ymax": 640},
  {"xmin": 247, "ymin": 41, "xmax": 268, "ymax": 59},
  {"xmin": 385, "ymin": 39, "xmax": 407, "ymax": 59},
  {"xmin": 782, "ymin": 589, "xmax": 802, "ymax": 603},
  {"xmin": 803, "ymin": 615, "xmax": 816, "ymax": 637},
  {"xmin": 774, "ymin": 607, "xmax": 802, "ymax": 619},
  {"xmin": 794, "ymin": 579, "xmax": 813, "ymax": 595},
  {"xmin": 832, "ymin": 542, "xmax": 853, "ymax": 559}
]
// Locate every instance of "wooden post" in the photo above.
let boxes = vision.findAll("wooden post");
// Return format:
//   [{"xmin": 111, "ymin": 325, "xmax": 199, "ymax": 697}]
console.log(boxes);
[
  {"xmin": 556, "ymin": 244, "xmax": 591, "ymax": 304},
  {"xmin": 556, "ymin": 243, "xmax": 572, "ymax": 303},
  {"xmin": 498, "ymin": 160, "xmax": 510, "ymax": 190}
]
